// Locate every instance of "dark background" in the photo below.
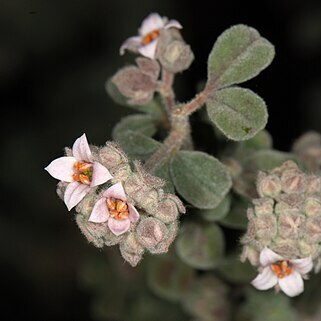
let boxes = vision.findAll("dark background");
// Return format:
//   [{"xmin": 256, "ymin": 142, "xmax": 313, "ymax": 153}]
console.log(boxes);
[{"xmin": 1, "ymin": 0, "xmax": 321, "ymax": 320}]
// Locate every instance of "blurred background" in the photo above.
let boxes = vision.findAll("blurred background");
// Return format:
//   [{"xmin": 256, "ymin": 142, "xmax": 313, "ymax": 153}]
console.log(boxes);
[{"xmin": 1, "ymin": 0, "xmax": 321, "ymax": 320}]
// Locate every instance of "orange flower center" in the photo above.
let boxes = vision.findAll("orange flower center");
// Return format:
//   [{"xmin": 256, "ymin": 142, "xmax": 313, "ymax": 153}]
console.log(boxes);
[
  {"xmin": 142, "ymin": 29, "xmax": 160, "ymax": 45},
  {"xmin": 107, "ymin": 197, "xmax": 129, "ymax": 220},
  {"xmin": 73, "ymin": 161, "xmax": 93, "ymax": 185},
  {"xmin": 271, "ymin": 261, "xmax": 293, "ymax": 279}
]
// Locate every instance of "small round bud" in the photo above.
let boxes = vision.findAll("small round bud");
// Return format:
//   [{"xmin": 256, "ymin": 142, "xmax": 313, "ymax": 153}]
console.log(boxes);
[
  {"xmin": 281, "ymin": 169, "xmax": 306, "ymax": 194},
  {"xmin": 304, "ymin": 197, "xmax": 321, "ymax": 216},
  {"xmin": 119, "ymin": 232, "xmax": 144, "ymax": 267},
  {"xmin": 257, "ymin": 173, "xmax": 282, "ymax": 198},
  {"xmin": 306, "ymin": 176, "xmax": 321, "ymax": 195},
  {"xmin": 99, "ymin": 142, "xmax": 128, "ymax": 169},
  {"xmin": 306, "ymin": 216, "xmax": 321, "ymax": 244},
  {"xmin": 240, "ymin": 245, "xmax": 260, "ymax": 266},
  {"xmin": 278, "ymin": 211, "xmax": 305, "ymax": 239},
  {"xmin": 136, "ymin": 217, "xmax": 168, "ymax": 251},
  {"xmin": 253, "ymin": 197, "xmax": 274, "ymax": 216},
  {"xmin": 255, "ymin": 214, "xmax": 277, "ymax": 244},
  {"xmin": 154, "ymin": 194, "xmax": 185, "ymax": 223}
]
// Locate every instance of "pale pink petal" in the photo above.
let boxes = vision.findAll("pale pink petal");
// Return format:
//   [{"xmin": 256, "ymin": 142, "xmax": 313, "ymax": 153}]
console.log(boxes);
[
  {"xmin": 108, "ymin": 217, "xmax": 130, "ymax": 236},
  {"xmin": 128, "ymin": 204, "xmax": 140, "ymax": 223},
  {"xmin": 260, "ymin": 247, "xmax": 284, "ymax": 266},
  {"xmin": 91, "ymin": 162, "xmax": 113, "ymax": 187},
  {"xmin": 120, "ymin": 36, "xmax": 141, "ymax": 55},
  {"xmin": 72, "ymin": 134, "xmax": 93, "ymax": 162},
  {"xmin": 278, "ymin": 270, "xmax": 304, "ymax": 297},
  {"xmin": 291, "ymin": 257, "xmax": 313, "ymax": 275},
  {"xmin": 251, "ymin": 266, "xmax": 278, "ymax": 290},
  {"xmin": 88, "ymin": 197, "xmax": 109, "ymax": 223},
  {"xmin": 138, "ymin": 41, "xmax": 158, "ymax": 59},
  {"xmin": 139, "ymin": 13, "xmax": 164, "ymax": 36},
  {"xmin": 45, "ymin": 156, "xmax": 76, "ymax": 182},
  {"xmin": 164, "ymin": 19, "xmax": 183, "ymax": 30},
  {"xmin": 64, "ymin": 181, "xmax": 90, "ymax": 211},
  {"xmin": 105, "ymin": 182, "xmax": 127, "ymax": 201}
]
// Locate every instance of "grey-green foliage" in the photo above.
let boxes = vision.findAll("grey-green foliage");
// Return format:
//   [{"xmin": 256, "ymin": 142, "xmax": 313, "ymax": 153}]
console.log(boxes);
[
  {"xmin": 206, "ymin": 87, "xmax": 268, "ymax": 141},
  {"xmin": 175, "ymin": 221, "xmax": 225, "ymax": 270},
  {"xmin": 170, "ymin": 151, "xmax": 232, "ymax": 209},
  {"xmin": 147, "ymin": 254, "xmax": 195, "ymax": 303},
  {"xmin": 236, "ymin": 289, "xmax": 298, "ymax": 321},
  {"xmin": 207, "ymin": 24, "xmax": 275, "ymax": 88},
  {"xmin": 200, "ymin": 194, "xmax": 231, "ymax": 222}
]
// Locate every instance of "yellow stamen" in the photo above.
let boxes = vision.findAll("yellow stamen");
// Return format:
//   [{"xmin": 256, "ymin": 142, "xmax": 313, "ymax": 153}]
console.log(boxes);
[
  {"xmin": 107, "ymin": 197, "xmax": 129, "ymax": 220},
  {"xmin": 271, "ymin": 260, "xmax": 293, "ymax": 278},
  {"xmin": 142, "ymin": 29, "xmax": 160, "ymax": 44}
]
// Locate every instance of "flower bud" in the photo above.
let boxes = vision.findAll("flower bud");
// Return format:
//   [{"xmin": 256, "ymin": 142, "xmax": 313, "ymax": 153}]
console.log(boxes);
[
  {"xmin": 119, "ymin": 232, "xmax": 144, "ymax": 267},
  {"xmin": 253, "ymin": 197, "xmax": 274, "ymax": 216},
  {"xmin": 306, "ymin": 216, "xmax": 321, "ymax": 244},
  {"xmin": 112, "ymin": 66, "xmax": 158, "ymax": 105},
  {"xmin": 281, "ymin": 169, "xmax": 306, "ymax": 194},
  {"xmin": 255, "ymin": 214, "xmax": 277, "ymax": 244},
  {"xmin": 154, "ymin": 194, "xmax": 185, "ymax": 223},
  {"xmin": 136, "ymin": 217, "xmax": 168, "ymax": 251},
  {"xmin": 240, "ymin": 245, "xmax": 260, "ymax": 266},
  {"xmin": 304, "ymin": 197, "xmax": 321, "ymax": 216},
  {"xmin": 136, "ymin": 57, "xmax": 160, "ymax": 79},
  {"xmin": 278, "ymin": 211, "xmax": 305, "ymax": 239},
  {"xmin": 257, "ymin": 173, "xmax": 281, "ymax": 198},
  {"xmin": 306, "ymin": 176, "xmax": 321, "ymax": 195}
]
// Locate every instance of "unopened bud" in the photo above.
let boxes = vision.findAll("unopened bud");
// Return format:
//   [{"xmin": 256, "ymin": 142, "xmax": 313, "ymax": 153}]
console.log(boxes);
[
  {"xmin": 253, "ymin": 197, "xmax": 274, "ymax": 216},
  {"xmin": 136, "ymin": 57, "xmax": 160, "ymax": 79},
  {"xmin": 278, "ymin": 211, "xmax": 305, "ymax": 239},
  {"xmin": 306, "ymin": 217, "xmax": 321, "ymax": 244},
  {"xmin": 306, "ymin": 176, "xmax": 321, "ymax": 195},
  {"xmin": 257, "ymin": 173, "xmax": 281, "ymax": 198},
  {"xmin": 304, "ymin": 197, "xmax": 321, "ymax": 216},
  {"xmin": 281, "ymin": 169, "xmax": 306, "ymax": 194},
  {"xmin": 154, "ymin": 194, "xmax": 185, "ymax": 223},
  {"xmin": 136, "ymin": 217, "xmax": 168, "ymax": 251},
  {"xmin": 119, "ymin": 232, "xmax": 144, "ymax": 267},
  {"xmin": 255, "ymin": 214, "xmax": 277, "ymax": 244}
]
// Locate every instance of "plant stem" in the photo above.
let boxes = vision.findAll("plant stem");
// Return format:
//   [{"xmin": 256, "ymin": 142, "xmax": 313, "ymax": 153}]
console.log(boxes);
[
  {"xmin": 159, "ymin": 69, "xmax": 175, "ymax": 117},
  {"xmin": 144, "ymin": 114, "xmax": 190, "ymax": 172}
]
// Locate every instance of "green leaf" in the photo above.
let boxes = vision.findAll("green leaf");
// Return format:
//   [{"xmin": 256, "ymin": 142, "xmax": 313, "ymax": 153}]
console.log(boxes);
[
  {"xmin": 116, "ymin": 131, "xmax": 161, "ymax": 161},
  {"xmin": 206, "ymin": 87, "xmax": 268, "ymax": 141},
  {"xmin": 207, "ymin": 24, "xmax": 275, "ymax": 88},
  {"xmin": 147, "ymin": 254, "xmax": 195, "ymax": 303},
  {"xmin": 106, "ymin": 79, "xmax": 164, "ymax": 117},
  {"xmin": 112, "ymin": 114, "xmax": 158, "ymax": 140},
  {"xmin": 216, "ymin": 252, "xmax": 257, "ymax": 284},
  {"xmin": 219, "ymin": 196, "xmax": 249, "ymax": 230},
  {"xmin": 200, "ymin": 194, "xmax": 231, "ymax": 222},
  {"xmin": 175, "ymin": 222, "xmax": 225, "ymax": 270},
  {"xmin": 152, "ymin": 160, "xmax": 175, "ymax": 193},
  {"xmin": 170, "ymin": 151, "xmax": 232, "ymax": 209},
  {"xmin": 237, "ymin": 289, "xmax": 298, "ymax": 321}
]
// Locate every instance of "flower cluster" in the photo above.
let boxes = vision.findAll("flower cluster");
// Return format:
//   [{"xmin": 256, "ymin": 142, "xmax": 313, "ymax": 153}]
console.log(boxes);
[
  {"xmin": 45, "ymin": 134, "xmax": 185, "ymax": 266},
  {"xmin": 241, "ymin": 160, "xmax": 321, "ymax": 296}
]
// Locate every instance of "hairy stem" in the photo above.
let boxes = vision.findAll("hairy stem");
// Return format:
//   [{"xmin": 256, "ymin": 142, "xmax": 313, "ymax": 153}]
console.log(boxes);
[
  {"xmin": 159, "ymin": 69, "xmax": 175, "ymax": 117},
  {"xmin": 144, "ymin": 114, "xmax": 190, "ymax": 172}
]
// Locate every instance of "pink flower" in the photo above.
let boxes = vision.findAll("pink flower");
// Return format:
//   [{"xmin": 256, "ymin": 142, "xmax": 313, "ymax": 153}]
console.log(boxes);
[
  {"xmin": 120, "ymin": 12, "xmax": 182, "ymax": 59},
  {"xmin": 251, "ymin": 247, "xmax": 313, "ymax": 297},
  {"xmin": 45, "ymin": 134, "xmax": 112, "ymax": 210},
  {"xmin": 88, "ymin": 182, "xmax": 140, "ymax": 236}
]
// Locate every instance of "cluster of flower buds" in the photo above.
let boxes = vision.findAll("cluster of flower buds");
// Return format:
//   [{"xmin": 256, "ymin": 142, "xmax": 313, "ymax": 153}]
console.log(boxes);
[
  {"xmin": 241, "ymin": 160, "xmax": 321, "ymax": 297},
  {"xmin": 113, "ymin": 13, "xmax": 194, "ymax": 105},
  {"xmin": 45, "ymin": 134, "xmax": 185, "ymax": 266}
]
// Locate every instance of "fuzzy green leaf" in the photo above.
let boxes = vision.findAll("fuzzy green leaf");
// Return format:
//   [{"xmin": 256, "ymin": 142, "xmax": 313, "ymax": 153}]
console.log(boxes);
[
  {"xmin": 217, "ymin": 252, "xmax": 256, "ymax": 284},
  {"xmin": 112, "ymin": 114, "xmax": 158, "ymax": 140},
  {"xmin": 200, "ymin": 194, "xmax": 231, "ymax": 222},
  {"xmin": 115, "ymin": 131, "xmax": 161, "ymax": 161},
  {"xmin": 219, "ymin": 196, "xmax": 249, "ymax": 230},
  {"xmin": 147, "ymin": 255, "xmax": 195, "ymax": 303},
  {"xmin": 206, "ymin": 87, "xmax": 268, "ymax": 141},
  {"xmin": 152, "ymin": 160, "xmax": 175, "ymax": 193},
  {"xmin": 106, "ymin": 79, "xmax": 164, "ymax": 117},
  {"xmin": 207, "ymin": 24, "xmax": 275, "ymax": 88},
  {"xmin": 170, "ymin": 151, "xmax": 232, "ymax": 209},
  {"xmin": 175, "ymin": 222, "xmax": 225, "ymax": 270}
]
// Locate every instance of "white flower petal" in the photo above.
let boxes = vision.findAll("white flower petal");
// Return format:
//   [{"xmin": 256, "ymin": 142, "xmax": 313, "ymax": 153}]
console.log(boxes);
[
  {"xmin": 251, "ymin": 266, "xmax": 278, "ymax": 290},
  {"xmin": 108, "ymin": 217, "xmax": 130, "ymax": 236},
  {"xmin": 120, "ymin": 36, "xmax": 141, "ymax": 55},
  {"xmin": 72, "ymin": 134, "xmax": 93, "ymax": 162},
  {"xmin": 64, "ymin": 181, "xmax": 90, "ymax": 211},
  {"xmin": 138, "ymin": 40, "xmax": 158, "ymax": 59},
  {"xmin": 89, "ymin": 197, "xmax": 109, "ymax": 223},
  {"xmin": 105, "ymin": 182, "xmax": 127, "ymax": 201},
  {"xmin": 139, "ymin": 13, "xmax": 164, "ymax": 36},
  {"xmin": 260, "ymin": 247, "xmax": 284, "ymax": 266},
  {"xmin": 164, "ymin": 19, "xmax": 183, "ymax": 30},
  {"xmin": 45, "ymin": 156, "xmax": 76, "ymax": 182},
  {"xmin": 91, "ymin": 162, "xmax": 112, "ymax": 187},
  {"xmin": 278, "ymin": 270, "xmax": 304, "ymax": 297},
  {"xmin": 291, "ymin": 256, "xmax": 313, "ymax": 275},
  {"xmin": 128, "ymin": 204, "xmax": 140, "ymax": 223}
]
